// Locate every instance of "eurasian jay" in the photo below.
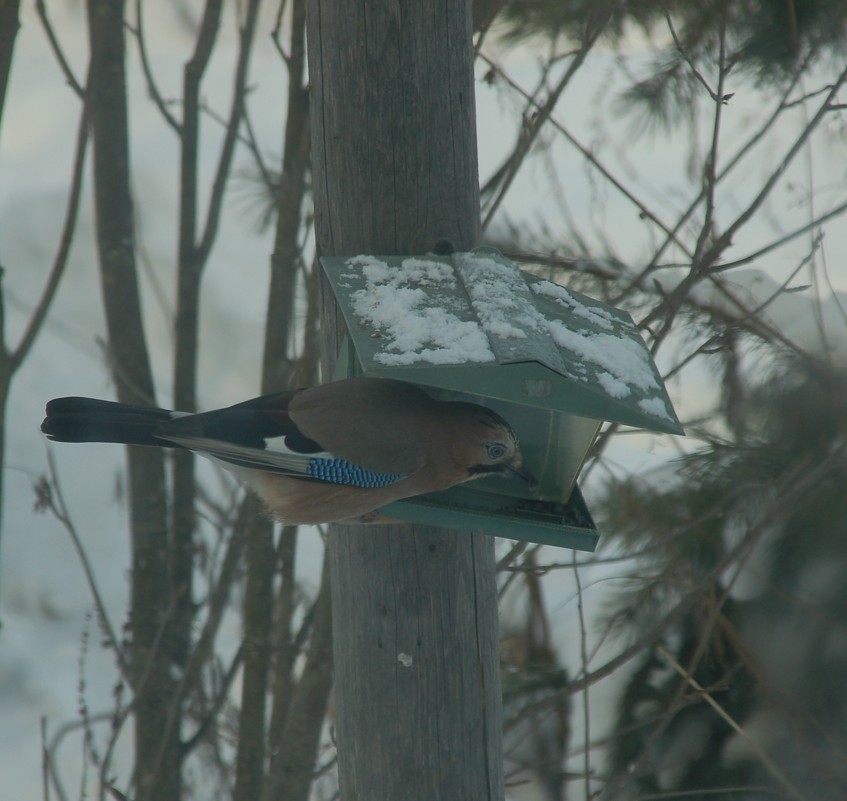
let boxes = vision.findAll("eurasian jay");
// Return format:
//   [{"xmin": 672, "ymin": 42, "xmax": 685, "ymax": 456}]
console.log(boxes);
[{"xmin": 41, "ymin": 377, "xmax": 536, "ymax": 525}]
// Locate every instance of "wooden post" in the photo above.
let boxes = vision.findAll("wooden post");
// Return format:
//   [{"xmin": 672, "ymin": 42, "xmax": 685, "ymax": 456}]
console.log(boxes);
[{"xmin": 306, "ymin": 1, "xmax": 504, "ymax": 799}]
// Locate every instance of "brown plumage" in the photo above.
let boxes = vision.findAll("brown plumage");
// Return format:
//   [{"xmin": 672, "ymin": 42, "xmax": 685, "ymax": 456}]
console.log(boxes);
[{"xmin": 41, "ymin": 377, "xmax": 535, "ymax": 525}]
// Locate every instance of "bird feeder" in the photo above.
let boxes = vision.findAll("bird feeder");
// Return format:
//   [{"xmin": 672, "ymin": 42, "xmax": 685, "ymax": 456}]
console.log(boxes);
[{"xmin": 320, "ymin": 248, "xmax": 682, "ymax": 551}]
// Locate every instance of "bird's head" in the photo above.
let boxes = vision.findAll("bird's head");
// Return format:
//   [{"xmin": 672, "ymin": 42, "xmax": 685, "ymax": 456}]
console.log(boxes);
[{"xmin": 446, "ymin": 403, "xmax": 537, "ymax": 490}]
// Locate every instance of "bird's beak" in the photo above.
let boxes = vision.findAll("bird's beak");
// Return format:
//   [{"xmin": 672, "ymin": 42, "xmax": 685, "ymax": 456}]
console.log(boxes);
[{"xmin": 505, "ymin": 461, "xmax": 538, "ymax": 491}]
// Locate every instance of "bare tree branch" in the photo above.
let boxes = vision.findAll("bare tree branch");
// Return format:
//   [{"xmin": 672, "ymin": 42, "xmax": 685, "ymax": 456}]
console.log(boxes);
[
  {"xmin": 37, "ymin": 453, "xmax": 127, "ymax": 676},
  {"xmin": 129, "ymin": 0, "xmax": 181, "ymax": 133},
  {"xmin": 36, "ymin": 0, "xmax": 84, "ymax": 97},
  {"xmin": 481, "ymin": 12, "xmax": 611, "ymax": 231},
  {"xmin": 478, "ymin": 51, "xmax": 693, "ymax": 259},
  {"xmin": 615, "ymin": 49, "xmax": 817, "ymax": 302},
  {"xmin": 196, "ymin": 0, "xmax": 262, "ymax": 262},
  {"xmin": 11, "ymin": 101, "xmax": 90, "ymax": 370},
  {"xmin": 657, "ymin": 645, "xmax": 809, "ymax": 801}
]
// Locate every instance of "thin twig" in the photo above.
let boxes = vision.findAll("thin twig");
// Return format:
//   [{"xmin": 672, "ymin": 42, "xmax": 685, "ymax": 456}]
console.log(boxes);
[
  {"xmin": 182, "ymin": 643, "xmax": 245, "ymax": 753},
  {"xmin": 270, "ymin": 0, "xmax": 291, "ymax": 63},
  {"xmin": 615, "ymin": 49, "xmax": 817, "ymax": 301},
  {"xmin": 513, "ymin": 447, "xmax": 838, "ymax": 728},
  {"xmin": 694, "ymin": 12, "xmax": 728, "ymax": 264},
  {"xmin": 239, "ymin": 101, "xmax": 275, "ymax": 192},
  {"xmin": 599, "ymin": 444, "xmax": 844, "ymax": 798},
  {"xmin": 196, "ymin": 0, "xmax": 262, "ymax": 262},
  {"xmin": 496, "ymin": 539, "xmax": 528, "ymax": 572},
  {"xmin": 666, "ymin": 12, "xmax": 725, "ymax": 103},
  {"xmin": 658, "ymin": 241, "xmax": 822, "ymax": 385},
  {"xmin": 98, "ymin": 688, "xmax": 134, "ymax": 801},
  {"xmin": 129, "ymin": 0, "xmax": 181, "ymax": 133},
  {"xmin": 46, "ymin": 712, "xmax": 113, "ymax": 801},
  {"xmin": 642, "ymin": 52, "xmax": 847, "ymax": 350},
  {"xmin": 499, "ymin": 544, "xmax": 540, "ymax": 601},
  {"xmin": 41, "ymin": 717, "xmax": 51, "ymax": 801},
  {"xmin": 12, "ymin": 99, "xmax": 90, "ymax": 369},
  {"xmin": 35, "ymin": 0, "xmax": 84, "ymax": 97},
  {"xmin": 40, "ymin": 452, "xmax": 127, "ymax": 677},
  {"xmin": 478, "ymin": 52, "xmax": 691, "ymax": 259},
  {"xmin": 645, "ymin": 16, "xmax": 730, "ymax": 350},
  {"xmin": 712, "ymin": 196, "xmax": 847, "ymax": 273},
  {"xmin": 480, "ymin": 12, "xmax": 610, "ymax": 231},
  {"xmin": 717, "ymin": 62, "xmax": 847, "ymax": 256},
  {"xmin": 180, "ymin": 515, "xmax": 245, "ymax": 692},
  {"xmin": 199, "ymin": 97, "xmax": 273, "ymax": 187},
  {"xmin": 656, "ymin": 645, "xmax": 809, "ymax": 801}
]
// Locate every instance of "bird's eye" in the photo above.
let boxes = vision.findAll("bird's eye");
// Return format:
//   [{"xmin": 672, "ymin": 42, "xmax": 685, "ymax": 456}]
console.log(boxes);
[{"xmin": 486, "ymin": 442, "xmax": 508, "ymax": 461}]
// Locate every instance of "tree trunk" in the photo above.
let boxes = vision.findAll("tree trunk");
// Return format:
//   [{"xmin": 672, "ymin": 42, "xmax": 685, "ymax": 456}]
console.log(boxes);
[
  {"xmin": 306, "ymin": 1, "xmax": 504, "ymax": 798},
  {"xmin": 233, "ymin": 497, "xmax": 275, "ymax": 801},
  {"xmin": 262, "ymin": 0, "xmax": 311, "ymax": 394},
  {"xmin": 86, "ymin": 3, "xmax": 178, "ymax": 799}
]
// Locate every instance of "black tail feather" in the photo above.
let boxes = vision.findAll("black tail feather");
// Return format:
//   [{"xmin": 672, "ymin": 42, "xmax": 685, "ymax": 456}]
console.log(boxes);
[{"xmin": 41, "ymin": 397, "xmax": 178, "ymax": 448}]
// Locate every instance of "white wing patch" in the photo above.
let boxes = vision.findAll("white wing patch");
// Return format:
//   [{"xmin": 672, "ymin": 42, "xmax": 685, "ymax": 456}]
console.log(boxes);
[{"xmin": 160, "ymin": 433, "xmax": 328, "ymax": 475}]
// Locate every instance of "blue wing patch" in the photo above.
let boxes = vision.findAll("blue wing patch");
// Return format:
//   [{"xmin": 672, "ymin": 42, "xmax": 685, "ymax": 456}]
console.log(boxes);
[{"xmin": 306, "ymin": 457, "xmax": 407, "ymax": 488}]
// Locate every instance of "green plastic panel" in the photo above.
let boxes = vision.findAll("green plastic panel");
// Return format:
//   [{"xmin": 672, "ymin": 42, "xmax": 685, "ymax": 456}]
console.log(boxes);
[
  {"xmin": 382, "ymin": 483, "xmax": 600, "ymax": 552},
  {"xmin": 321, "ymin": 249, "xmax": 683, "ymax": 435}
]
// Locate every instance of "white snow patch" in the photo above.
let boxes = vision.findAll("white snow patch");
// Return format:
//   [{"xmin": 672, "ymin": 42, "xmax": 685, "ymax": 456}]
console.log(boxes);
[
  {"xmin": 638, "ymin": 396, "xmax": 673, "ymax": 421},
  {"xmin": 597, "ymin": 371, "xmax": 631, "ymax": 398},
  {"xmin": 532, "ymin": 279, "xmax": 616, "ymax": 331},
  {"xmin": 458, "ymin": 256, "xmax": 546, "ymax": 340},
  {"xmin": 545, "ymin": 320, "xmax": 659, "ymax": 392},
  {"xmin": 348, "ymin": 256, "xmax": 496, "ymax": 365}
]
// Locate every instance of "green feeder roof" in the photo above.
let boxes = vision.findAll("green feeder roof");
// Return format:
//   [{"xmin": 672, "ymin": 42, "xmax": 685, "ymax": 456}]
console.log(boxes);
[{"xmin": 321, "ymin": 248, "xmax": 682, "ymax": 436}]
